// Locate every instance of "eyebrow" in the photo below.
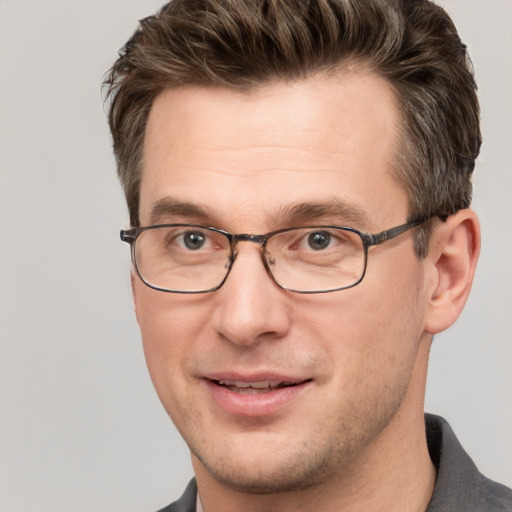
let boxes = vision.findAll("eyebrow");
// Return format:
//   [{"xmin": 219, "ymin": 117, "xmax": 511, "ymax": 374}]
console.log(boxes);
[
  {"xmin": 148, "ymin": 197, "xmax": 371, "ymax": 230},
  {"xmin": 149, "ymin": 198, "xmax": 213, "ymax": 225},
  {"xmin": 277, "ymin": 200, "xmax": 372, "ymax": 229}
]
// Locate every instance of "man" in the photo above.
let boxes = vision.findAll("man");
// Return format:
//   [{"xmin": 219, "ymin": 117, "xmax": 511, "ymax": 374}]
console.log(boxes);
[{"xmin": 104, "ymin": 0, "xmax": 512, "ymax": 510}]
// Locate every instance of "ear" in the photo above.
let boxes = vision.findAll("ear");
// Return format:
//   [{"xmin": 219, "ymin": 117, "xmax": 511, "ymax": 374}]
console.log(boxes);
[{"xmin": 424, "ymin": 209, "xmax": 480, "ymax": 334}]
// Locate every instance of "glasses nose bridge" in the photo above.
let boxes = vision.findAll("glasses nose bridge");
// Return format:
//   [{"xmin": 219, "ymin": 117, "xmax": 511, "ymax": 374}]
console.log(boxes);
[
  {"xmin": 222, "ymin": 231, "xmax": 279, "ymax": 293},
  {"xmin": 230, "ymin": 233, "xmax": 268, "ymax": 251},
  {"xmin": 228, "ymin": 233, "xmax": 272, "ymax": 273}
]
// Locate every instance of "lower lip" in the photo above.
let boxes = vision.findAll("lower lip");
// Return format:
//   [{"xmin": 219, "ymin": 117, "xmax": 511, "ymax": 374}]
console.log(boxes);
[{"xmin": 205, "ymin": 380, "xmax": 310, "ymax": 417}]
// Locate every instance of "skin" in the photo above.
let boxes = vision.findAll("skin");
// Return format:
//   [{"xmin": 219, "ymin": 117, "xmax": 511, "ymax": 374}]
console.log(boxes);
[{"xmin": 133, "ymin": 72, "xmax": 480, "ymax": 512}]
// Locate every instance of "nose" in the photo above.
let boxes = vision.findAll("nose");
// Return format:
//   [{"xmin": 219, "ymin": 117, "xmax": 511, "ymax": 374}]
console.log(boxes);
[{"xmin": 211, "ymin": 245, "xmax": 292, "ymax": 346}]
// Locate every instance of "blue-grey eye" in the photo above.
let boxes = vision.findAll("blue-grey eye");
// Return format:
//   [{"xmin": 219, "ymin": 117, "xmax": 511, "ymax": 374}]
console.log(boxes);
[
  {"xmin": 307, "ymin": 231, "xmax": 331, "ymax": 250},
  {"xmin": 183, "ymin": 231, "xmax": 206, "ymax": 250}
]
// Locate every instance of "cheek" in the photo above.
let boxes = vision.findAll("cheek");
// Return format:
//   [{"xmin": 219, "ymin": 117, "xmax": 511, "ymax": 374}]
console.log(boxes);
[
  {"xmin": 362, "ymin": 245, "xmax": 427, "ymax": 328},
  {"xmin": 302, "ymin": 257, "xmax": 426, "ymax": 384},
  {"xmin": 353, "ymin": 260, "xmax": 427, "ymax": 380},
  {"xmin": 133, "ymin": 283, "xmax": 212, "ymax": 395}
]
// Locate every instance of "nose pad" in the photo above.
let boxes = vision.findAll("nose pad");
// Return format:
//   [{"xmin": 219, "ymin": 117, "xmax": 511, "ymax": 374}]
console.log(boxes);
[
  {"xmin": 225, "ymin": 249, "xmax": 237, "ymax": 270},
  {"xmin": 223, "ymin": 241, "xmax": 277, "ymax": 288},
  {"xmin": 261, "ymin": 250, "xmax": 278, "ymax": 283},
  {"xmin": 266, "ymin": 255, "xmax": 277, "ymax": 268},
  {"xmin": 225, "ymin": 244, "xmax": 275, "ymax": 288}
]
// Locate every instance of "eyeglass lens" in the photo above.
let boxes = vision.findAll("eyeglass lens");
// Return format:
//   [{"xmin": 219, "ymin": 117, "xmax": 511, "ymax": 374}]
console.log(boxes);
[{"xmin": 133, "ymin": 225, "xmax": 366, "ymax": 293}]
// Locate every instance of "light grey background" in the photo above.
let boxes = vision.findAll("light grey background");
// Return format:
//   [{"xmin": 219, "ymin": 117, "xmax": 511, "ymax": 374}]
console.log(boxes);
[{"xmin": 0, "ymin": 1, "xmax": 510, "ymax": 511}]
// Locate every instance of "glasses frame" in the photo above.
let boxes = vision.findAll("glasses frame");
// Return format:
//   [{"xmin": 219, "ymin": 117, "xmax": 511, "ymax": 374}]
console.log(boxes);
[{"xmin": 120, "ymin": 217, "xmax": 432, "ymax": 294}]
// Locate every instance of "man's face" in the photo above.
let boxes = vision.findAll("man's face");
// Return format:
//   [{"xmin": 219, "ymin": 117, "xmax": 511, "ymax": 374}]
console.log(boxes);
[{"xmin": 134, "ymin": 73, "xmax": 432, "ymax": 492}]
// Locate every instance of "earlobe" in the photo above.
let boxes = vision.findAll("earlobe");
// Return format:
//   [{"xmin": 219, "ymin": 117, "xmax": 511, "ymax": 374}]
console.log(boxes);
[{"xmin": 424, "ymin": 209, "xmax": 480, "ymax": 334}]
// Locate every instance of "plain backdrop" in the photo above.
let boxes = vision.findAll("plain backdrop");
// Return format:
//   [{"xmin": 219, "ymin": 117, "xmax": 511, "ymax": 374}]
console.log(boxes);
[{"xmin": 0, "ymin": 1, "xmax": 510, "ymax": 511}]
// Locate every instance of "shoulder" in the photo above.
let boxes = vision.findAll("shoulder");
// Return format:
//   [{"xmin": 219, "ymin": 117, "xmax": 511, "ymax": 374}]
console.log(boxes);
[
  {"xmin": 156, "ymin": 479, "xmax": 197, "ymax": 512},
  {"xmin": 426, "ymin": 414, "xmax": 512, "ymax": 511},
  {"xmin": 481, "ymin": 478, "xmax": 512, "ymax": 511}
]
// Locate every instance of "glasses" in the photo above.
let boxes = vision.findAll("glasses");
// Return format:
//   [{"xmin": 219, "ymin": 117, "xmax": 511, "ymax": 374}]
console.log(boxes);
[{"xmin": 120, "ymin": 219, "xmax": 428, "ymax": 294}]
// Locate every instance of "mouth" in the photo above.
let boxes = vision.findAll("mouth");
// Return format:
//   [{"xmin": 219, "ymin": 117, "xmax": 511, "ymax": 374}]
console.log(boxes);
[
  {"xmin": 204, "ymin": 375, "xmax": 313, "ymax": 416},
  {"xmin": 212, "ymin": 379, "xmax": 310, "ymax": 394}
]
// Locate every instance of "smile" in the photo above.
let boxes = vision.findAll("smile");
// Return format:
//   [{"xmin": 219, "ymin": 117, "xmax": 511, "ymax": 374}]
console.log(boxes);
[
  {"xmin": 205, "ymin": 377, "xmax": 312, "ymax": 416},
  {"xmin": 214, "ymin": 379, "xmax": 303, "ymax": 394}
]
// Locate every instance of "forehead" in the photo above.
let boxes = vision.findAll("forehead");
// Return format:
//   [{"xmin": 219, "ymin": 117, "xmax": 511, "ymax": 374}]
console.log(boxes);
[{"xmin": 140, "ymin": 72, "xmax": 408, "ymax": 229}]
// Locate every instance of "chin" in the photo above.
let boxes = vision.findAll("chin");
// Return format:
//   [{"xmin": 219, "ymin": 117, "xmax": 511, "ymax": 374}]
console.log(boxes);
[
  {"xmin": 191, "ymin": 435, "xmax": 345, "ymax": 495},
  {"xmin": 199, "ymin": 459, "xmax": 331, "ymax": 494}
]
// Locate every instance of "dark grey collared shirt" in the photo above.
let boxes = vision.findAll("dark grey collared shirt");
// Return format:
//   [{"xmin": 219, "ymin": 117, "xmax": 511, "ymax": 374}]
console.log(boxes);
[
  {"xmin": 157, "ymin": 414, "xmax": 512, "ymax": 512},
  {"xmin": 425, "ymin": 414, "xmax": 511, "ymax": 511}
]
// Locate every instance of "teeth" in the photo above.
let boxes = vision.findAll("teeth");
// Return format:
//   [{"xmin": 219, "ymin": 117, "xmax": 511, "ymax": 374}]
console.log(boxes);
[
  {"xmin": 247, "ymin": 381, "xmax": 270, "ymax": 389},
  {"xmin": 217, "ymin": 379, "xmax": 294, "ymax": 389}
]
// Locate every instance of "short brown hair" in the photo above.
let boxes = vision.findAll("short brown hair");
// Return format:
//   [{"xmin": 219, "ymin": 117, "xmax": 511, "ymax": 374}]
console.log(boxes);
[{"xmin": 104, "ymin": 0, "xmax": 481, "ymax": 256}]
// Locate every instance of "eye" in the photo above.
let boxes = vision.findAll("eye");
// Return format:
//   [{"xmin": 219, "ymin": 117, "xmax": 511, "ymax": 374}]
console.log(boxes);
[
  {"xmin": 161, "ymin": 226, "xmax": 227, "ymax": 255},
  {"xmin": 182, "ymin": 231, "xmax": 206, "ymax": 250},
  {"xmin": 307, "ymin": 231, "xmax": 331, "ymax": 250}
]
